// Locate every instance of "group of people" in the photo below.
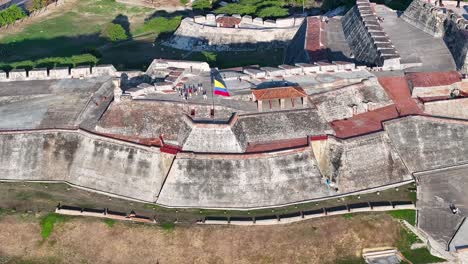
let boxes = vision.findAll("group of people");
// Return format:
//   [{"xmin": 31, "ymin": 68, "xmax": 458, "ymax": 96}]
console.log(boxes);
[{"xmin": 177, "ymin": 83, "xmax": 208, "ymax": 101}]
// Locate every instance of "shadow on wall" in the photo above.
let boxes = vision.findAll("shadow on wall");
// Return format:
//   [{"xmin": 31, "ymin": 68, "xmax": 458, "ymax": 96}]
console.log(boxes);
[{"xmin": 166, "ymin": 35, "xmax": 292, "ymax": 52}]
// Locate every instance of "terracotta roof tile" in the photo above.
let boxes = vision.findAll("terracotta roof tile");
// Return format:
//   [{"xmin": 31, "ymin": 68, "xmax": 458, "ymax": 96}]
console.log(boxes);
[
  {"xmin": 406, "ymin": 71, "xmax": 461, "ymax": 87},
  {"xmin": 252, "ymin": 86, "xmax": 307, "ymax": 101}
]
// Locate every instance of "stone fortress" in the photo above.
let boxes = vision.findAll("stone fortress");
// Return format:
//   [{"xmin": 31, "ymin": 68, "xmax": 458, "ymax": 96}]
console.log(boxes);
[{"xmin": 1, "ymin": 0, "xmax": 468, "ymax": 257}]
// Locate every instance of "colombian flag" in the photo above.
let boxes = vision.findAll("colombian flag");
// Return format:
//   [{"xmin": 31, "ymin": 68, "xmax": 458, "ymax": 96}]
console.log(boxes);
[{"xmin": 213, "ymin": 70, "xmax": 230, "ymax": 97}]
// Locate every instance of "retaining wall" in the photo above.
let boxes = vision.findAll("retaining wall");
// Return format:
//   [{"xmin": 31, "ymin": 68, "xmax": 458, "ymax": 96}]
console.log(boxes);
[
  {"xmin": 165, "ymin": 17, "xmax": 303, "ymax": 51},
  {"xmin": 0, "ymin": 129, "xmax": 165, "ymax": 202},
  {"xmin": 0, "ymin": 65, "xmax": 117, "ymax": 82},
  {"xmin": 342, "ymin": 0, "xmax": 400, "ymax": 69}
]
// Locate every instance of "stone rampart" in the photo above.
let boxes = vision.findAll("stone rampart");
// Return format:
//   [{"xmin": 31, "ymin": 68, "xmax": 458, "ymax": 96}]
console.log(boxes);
[
  {"xmin": 402, "ymin": 0, "xmax": 468, "ymax": 73},
  {"xmin": 0, "ymin": 129, "xmax": 165, "ymax": 202},
  {"xmin": 165, "ymin": 17, "xmax": 303, "ymax": 51},
  {"xmin": 192, "ymin": 14, "xmax": 302, "ymax": 28},
  {"xmin": 342, "ymin": 0, "xmax": 400, "ymax": 69},
  {"xmin": 0, "ymin": 65, "xmax": 117, "ymax": 82},
  {"xmin": 384, "ymin": 116, "xmax": 468, "ymax": 172}
]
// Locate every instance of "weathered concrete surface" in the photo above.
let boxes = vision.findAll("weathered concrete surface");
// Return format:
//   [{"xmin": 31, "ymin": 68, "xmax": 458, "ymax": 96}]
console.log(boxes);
[
  {"xmin": 166, "ymin": 18, "xmax": 301, "ymax": 51},
  {"xmin": 0, "ymin": 131, "xmax": 164, "ymax": 202},
  {"xmin": 402, "ymin": 0, "xmax": 445, "ymax": 37},
  {"xmin": 180, "ymin": 116, "xmax": 246, "ymax": 153},
  {"xmin": 96, "ymin": 100, "xmax": 234, "ymax": 144},
  {"xmin": 309, "ymin": 79, "xmax": 393, "ymax": 122},
  {"xmin": 423, "ymin": 98, "xmax": 468, "ymax": 120},
  {"xmin": 320, "ymin": 133, "xmax": 411, "ymax": 193},
  {"xmin": 376, "ymin": 4, "xmax": 457, "ymax": 72},
  {"xmin": 0, "ymin": 77, "xmax": 113, "ymax": 130},
  {"xmin": 417, "ymin": 164, "xmax": 468, "ymax": 247},
  {"xmin": 235, "ymin": 109, "xmax": 332, "ymax": 143},
  {"xmin": 384, "ymin": 116, "xmax": 468, "ymax": 172},
  {"xmin": 157, "ymin": 149, "xmax": 336, "ymax": 208}
]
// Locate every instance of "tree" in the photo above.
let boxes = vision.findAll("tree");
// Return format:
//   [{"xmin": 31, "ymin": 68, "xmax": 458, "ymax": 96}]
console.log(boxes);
[
  {"xmin": 214, "ymin": 3, "xmax": 257, "ymax": 15},
  {"xmin": 256, "ymin": 6, "xmax": 289, "ymax": 18},
  {"xmin": 101, "ymin": 23, "xmax": 128, "ymax": 42}
]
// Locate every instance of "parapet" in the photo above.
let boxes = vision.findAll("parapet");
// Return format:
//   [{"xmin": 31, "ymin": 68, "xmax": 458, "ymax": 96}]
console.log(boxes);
[
  {"xmin": 146, "ymin": 59, "xmax": 211, "ymax": 73},
  {"xmin": 192, "ymin": 14, "xmax": 304, "ymax": 28},
  {"xmin": 0, "ymin": 64, "xmax": 118, "ymax": 82}
]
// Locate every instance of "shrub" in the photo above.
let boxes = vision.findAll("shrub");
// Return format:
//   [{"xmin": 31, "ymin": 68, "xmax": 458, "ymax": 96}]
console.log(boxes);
[
  {"xmin": 0, "ymin": 5, "xmax": 27, "ymax": 27},
  {"xmin": 180, "ymin": 0, "xmax": 189, "ymax": 4},
  {"xmin": 101, "ymin": 23, "xmax": 128, "ymax": 42},
  {"xmin": 256, "ymin": 6, "xmax": 289, "ymax": 18},
  {"xmin": 0, "ymin": 53, "xmax": 99, "ymax": 71},
  {"xmin": 192, "ymin": 0, "xmax": 212, "ymax": 10},
  {"xmin": 202, "ymin": 51, "xmax": 217, "ymax": 63}
]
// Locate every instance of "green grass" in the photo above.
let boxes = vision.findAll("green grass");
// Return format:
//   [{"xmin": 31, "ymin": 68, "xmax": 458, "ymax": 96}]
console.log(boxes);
[
  {"xmin": 103, "ymin": 218, "xmax": 116, "ymax": 228},
  {"xmin": 160, "ymin": 222, "xmax": 175, "ymax": 231},
  {"xmin": 40, "ymin": 213, "xmax": 68, "ymax": 240},
  {"xmin": 335, "ymin": 258, "xmax": 366, "ymax": 264},
  {"xmin": 134, "ymin": 16, "xmax": 182, "ymax": 36},
  {"xmin": 387, "ymin": 210, "xmax": 416, "ymax": 226},
  {"xmin": 396, "ymin": 226, "xmax": 445, "ymax": 264},
  {"xmin": 342, "ymin": 213, "xmax": 354, "ymax": 219}
]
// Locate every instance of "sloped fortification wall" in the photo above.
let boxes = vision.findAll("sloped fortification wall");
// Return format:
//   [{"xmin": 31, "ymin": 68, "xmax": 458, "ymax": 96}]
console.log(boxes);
[
  {"xmin": 0, "ymin": 131, "xmax": 164, "ymax": 202},
  {"xmin": 402, "ymin": 0, "xmax": 468, "ymax": 73},
  {"xmin": 319, "ymin": 133, "xmax": 412, "ymax": 193},
  {"xmin": 166, "ymin": 18, "xmax": 300, "ymax": 51},
  {"xmin": 342, "ymin": 5, "xmax": 380, "ymax": 66},
  {"xmin": 156, "ymin": 149, "xmax": 336, "ymax": 208},
  {"xmin": 384, "ymin": 116, "xmax": 468, "ymax": 172}
]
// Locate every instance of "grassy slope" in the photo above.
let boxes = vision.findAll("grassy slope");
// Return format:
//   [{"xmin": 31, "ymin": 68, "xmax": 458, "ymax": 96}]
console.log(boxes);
[{"xmin": 0, "ymin": 0, "xmax": 283, "ymax": 70}]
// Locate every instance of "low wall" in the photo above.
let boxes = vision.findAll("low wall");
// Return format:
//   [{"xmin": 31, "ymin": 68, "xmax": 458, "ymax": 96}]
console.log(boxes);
[
  {"xmin": 193, "ymin": 14, "xmax": 303, "ymax": 28},
  {"xmin": 56, "ymin": 205, "xmax": 156, "ymax": 223},
  {"xmin": 165, "ymin": 17, "xmax": 302, "ymax": 51},
  {"xmin": 342, "ymin": 0, "xmax": 400, "ymax": 69},
  {"xmin": 0, "ymin": 129, "xmax": 165, "ymax": 202},
  {"xmin": 0, "ymin": 65, "xmax": 117, "ymax": 82},
  {"xmin": 199, "ymin": 201, "xmax": 415, "ymax": 225}
]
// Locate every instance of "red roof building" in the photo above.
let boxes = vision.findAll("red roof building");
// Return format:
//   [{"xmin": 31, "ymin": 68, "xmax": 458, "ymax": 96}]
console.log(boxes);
[{"xmin": 251, "ymin": 86, "xmax": 308, "ymax": 111}]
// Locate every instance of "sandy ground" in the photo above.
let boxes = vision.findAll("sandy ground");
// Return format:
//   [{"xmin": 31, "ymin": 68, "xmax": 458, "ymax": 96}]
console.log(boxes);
[{"xmin": 0, "ymin": 212, "xmax": 401, "ymax": 264}]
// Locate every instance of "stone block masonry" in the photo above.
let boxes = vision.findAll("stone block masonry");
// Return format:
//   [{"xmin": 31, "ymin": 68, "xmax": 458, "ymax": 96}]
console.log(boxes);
[
  {"xmin": 0, "ymin": 130, "xmax": 166, "ymax": 202},
  {"xmin": 342, "ymin": 0, "xmax": 400, "ymax": 70},
  {"xmin": 402, "ymin": 0, "xmax": 468, "ymax": 73},
  {"xmin": 165, "ymin": 16, "xmax": 304, "ymax": 51}
]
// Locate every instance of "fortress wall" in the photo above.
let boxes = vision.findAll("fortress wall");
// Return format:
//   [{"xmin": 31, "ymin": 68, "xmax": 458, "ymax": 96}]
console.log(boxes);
[
  {"xmin": 384, "ymin": 116, "xmax": 468, "ymax": 172},
  {"xmin": 402, "ymin": 0, "xmax": 445, "ymax": 37},
  {"xmin": 0, "ymin": 65, "xmax": 117, "ymax": 82},
  {"xmin": 0, "ymin": 130, "xmax": 165, "ymax": 202},
  {"xmin": 156, "ymin": 149, "xmax": 336, "ymax": 208},
  {"xmin": 321, "ymin": 133, "xmax": 412, "ymax": 193},
  {"xmin": 342, "ymin": 0, "xmax": 400, "ymax": 69},
  {"xmin": 166, "ymin": 18, "xmax": 301, "ymax": 51},
  {"xmin": 444, "ymin": 14, "xmax": 468, "ymax": 74},
  {"xmin": 402, "ymin": 0, "xmax": 468, "ymax": 73}
]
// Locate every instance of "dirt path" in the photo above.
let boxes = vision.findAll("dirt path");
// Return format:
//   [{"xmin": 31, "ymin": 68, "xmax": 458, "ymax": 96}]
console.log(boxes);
[{"xmin": 0, "ymin": 213, "xmax": 401, "ymax": 264}]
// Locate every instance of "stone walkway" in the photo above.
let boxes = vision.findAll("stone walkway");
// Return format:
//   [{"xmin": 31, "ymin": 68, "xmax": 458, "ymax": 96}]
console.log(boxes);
[{"xmin": 375, "ymin": 4, "xmax": 457, "ymax": 72}]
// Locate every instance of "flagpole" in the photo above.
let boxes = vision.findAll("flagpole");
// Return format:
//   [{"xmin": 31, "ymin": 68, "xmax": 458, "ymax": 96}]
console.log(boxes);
[{"xmin": 211, "ymin": 68, "xmax": 215, "ymax": 120}]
